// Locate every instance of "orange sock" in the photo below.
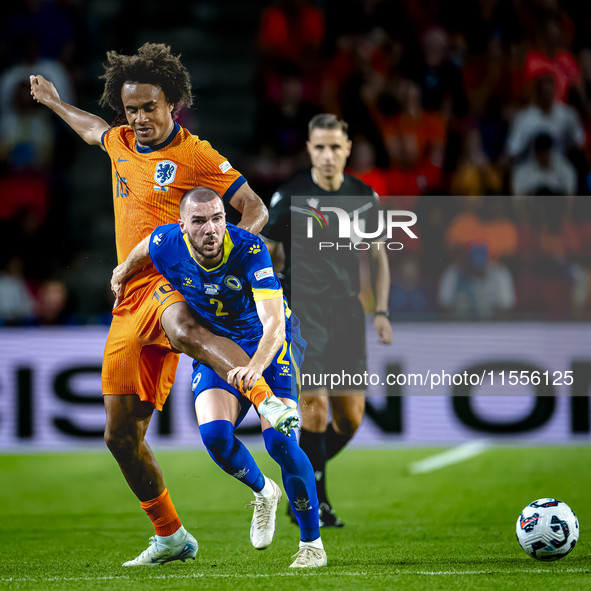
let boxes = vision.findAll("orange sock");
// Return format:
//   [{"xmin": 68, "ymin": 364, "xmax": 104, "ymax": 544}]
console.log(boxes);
[
  {"xmin": 244, "ymin": 377, "xmax": 273, "ymax": 408},
  {"xmin": 140, "ymin": 488, "xmax": 182, "ymax": 537}
]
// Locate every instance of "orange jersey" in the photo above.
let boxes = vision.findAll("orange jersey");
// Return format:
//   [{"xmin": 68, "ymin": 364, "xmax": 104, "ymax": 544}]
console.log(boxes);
[{"xmin": 101, "ymin": 122, "xmax": 245, "ymax": 291}]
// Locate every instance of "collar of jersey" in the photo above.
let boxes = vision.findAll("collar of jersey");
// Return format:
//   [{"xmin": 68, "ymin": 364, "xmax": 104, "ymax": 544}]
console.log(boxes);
[
  {"xmin": 135, "ymin": 122, "xmax": 180, "ymax": 153},
  {"xmin": 310, "ymin": 168, "xmax": 345, "ymax": 192},
  {"xmin": 183, "ymin": 229, "xmax": 234, "ymax": 272}
]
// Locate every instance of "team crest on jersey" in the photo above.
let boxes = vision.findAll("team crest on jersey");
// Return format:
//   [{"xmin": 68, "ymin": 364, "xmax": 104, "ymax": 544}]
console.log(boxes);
[
  {"xmin": 224, "ymin": 276, "xmax": 242, "ymax": 291},
  {"xmin": 154, "ymin": 160, "xmax": 177, "ymax": 186},
  {"xmin": 204, "ymin": 283, "xmax": 220, "ymax": 295}
]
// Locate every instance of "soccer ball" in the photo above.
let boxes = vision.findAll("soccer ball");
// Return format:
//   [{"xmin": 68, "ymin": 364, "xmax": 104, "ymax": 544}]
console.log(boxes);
[{"xmin": 516, "ymin": 498, "xmax": 579, "ymax": 561}]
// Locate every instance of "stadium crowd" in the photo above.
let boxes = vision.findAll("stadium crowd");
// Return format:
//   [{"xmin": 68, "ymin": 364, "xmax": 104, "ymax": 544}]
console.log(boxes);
[{"xmin": 1, "ymin": 0, "xmax": 591, "ymax": 324}]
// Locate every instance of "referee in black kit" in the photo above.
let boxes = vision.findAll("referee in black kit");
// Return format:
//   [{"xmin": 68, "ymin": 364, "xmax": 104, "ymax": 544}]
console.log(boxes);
[{"xmin": 263, "ymin": 114, "xmax": 393, "ymax": 527}]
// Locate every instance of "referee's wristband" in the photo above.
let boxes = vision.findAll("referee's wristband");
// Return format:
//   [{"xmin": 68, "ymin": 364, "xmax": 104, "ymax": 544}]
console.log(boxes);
[{"xmin": 375, "ymin": 310, "xmax": 390, "ymax": 318}]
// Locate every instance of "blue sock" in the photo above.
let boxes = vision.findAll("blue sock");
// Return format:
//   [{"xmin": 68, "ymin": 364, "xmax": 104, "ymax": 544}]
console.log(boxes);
[
  {"xmin": 199, "ymin": 420, "xmax": 265, "ymax": 492},
  {"xmin": 263, "ymin": 428, "xmax": 320, "ymax": 542}
]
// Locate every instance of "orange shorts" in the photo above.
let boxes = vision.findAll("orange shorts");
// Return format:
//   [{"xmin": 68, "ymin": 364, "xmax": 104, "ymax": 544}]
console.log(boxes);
[{"xmin": 102, "ymin": 273, "xmax": 186, "ymax": 410}]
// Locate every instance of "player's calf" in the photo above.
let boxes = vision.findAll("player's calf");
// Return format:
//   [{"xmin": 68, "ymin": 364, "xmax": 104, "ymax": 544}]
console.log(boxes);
[
  {"xmin": 199, "ymin": 420, "xmax": 266, "ymax": 491},
  {"xmin": 263, "ymin": 428, "xmax": 326, "ymax": 566}
]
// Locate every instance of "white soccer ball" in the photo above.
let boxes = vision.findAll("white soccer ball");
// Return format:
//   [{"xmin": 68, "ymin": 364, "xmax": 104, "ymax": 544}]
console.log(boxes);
[{"xmin": 516, "ymin": 498, "xmax": 579, "ymax": 561}]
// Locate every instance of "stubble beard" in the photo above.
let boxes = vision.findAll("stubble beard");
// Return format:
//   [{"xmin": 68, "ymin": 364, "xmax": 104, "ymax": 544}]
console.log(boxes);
[{"xmin": 189, "ymin": 234, "xmax": 223, "ymax": 262}]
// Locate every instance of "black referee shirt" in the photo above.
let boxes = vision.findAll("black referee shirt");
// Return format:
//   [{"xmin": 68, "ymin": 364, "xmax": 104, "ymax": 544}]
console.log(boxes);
[{"xmin": 263, "ymin": 170, "xmax": 381, "ymax": 301}]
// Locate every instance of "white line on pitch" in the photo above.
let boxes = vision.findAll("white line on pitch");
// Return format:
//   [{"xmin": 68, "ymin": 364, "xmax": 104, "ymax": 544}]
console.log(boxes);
[
  {"xmin": 2, "ymin": 568, "xmax": 589, "ymax": 583},
  {"xmin": 409, "ymin": 440, "xmax": 491, "ymax": 475}
]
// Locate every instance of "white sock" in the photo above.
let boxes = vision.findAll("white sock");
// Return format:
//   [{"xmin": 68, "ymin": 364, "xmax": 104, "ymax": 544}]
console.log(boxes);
[
  {"xmin": 254, "ymin": 476, "xmax": 275, "ymax": 499},
  {"xmin": 156, "ymin": 525, "xmax": 186, "ymax": 545},
  {"xmin": 300, "ymin": 537, "xmax": 323, "ymax": 550}
]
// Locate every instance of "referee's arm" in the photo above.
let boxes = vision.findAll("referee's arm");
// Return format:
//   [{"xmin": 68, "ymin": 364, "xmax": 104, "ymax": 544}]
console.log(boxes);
[
  {"xmin": 370, "ymin": 243, "xmax": 393, "ymax": 344},
  {"xmin": 261, "ymin": 190, "xmax": 288, "ymax": 271}
]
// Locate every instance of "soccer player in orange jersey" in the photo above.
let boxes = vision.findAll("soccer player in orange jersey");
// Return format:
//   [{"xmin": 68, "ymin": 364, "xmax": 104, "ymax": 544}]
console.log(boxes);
[{"xmin": 29, "ymin": 43, "xmax": 298, "ymax": 566}]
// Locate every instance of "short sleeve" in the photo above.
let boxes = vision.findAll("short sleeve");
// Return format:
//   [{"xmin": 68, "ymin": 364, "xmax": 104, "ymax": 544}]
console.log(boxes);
[
  {"xmin": 148, "ymin": 223, "xmax": 180, "ymax": 275},
  {"xmin": 101, "ymin": 128, "xmax": 116, "ymax": 153},
  {"xmin": 242, "ymin": 239, "xmax": 283, "ymax": 303},
  {"xmin": 193, "ymin": 139, "xmax": 247, "ymax": 204},
  {"xmin": 262, "ymin": 190, "xmax": 290, "ymax": 243}
]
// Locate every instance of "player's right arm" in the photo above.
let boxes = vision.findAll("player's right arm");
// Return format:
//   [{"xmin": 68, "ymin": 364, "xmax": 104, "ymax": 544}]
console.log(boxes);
[
  {"xmin": 30, "ymin": 75, "xmax": 109, "ymax": 149},
  {"xmin": 110, "ymin": 235, "xmax": 151, "ymax": 306},
  {"xmin": 227, "ymin": 295, "xmax": 286, "ymax": 391}
]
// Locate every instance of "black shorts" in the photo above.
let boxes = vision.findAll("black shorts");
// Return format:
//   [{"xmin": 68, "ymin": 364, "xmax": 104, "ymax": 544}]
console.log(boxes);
[{"xmin": 294, "ymin": 296, "xmax": 367, "ymax": 391}]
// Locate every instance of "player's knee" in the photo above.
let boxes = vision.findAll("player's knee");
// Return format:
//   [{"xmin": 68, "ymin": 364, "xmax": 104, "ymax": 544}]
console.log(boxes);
[
  {"xmin": 334, "ymin": 415, "xmax": 362, "ymax": 438},
  {"xmin": 168, "ymin": 316, "xmax": 207, "ymax": 357},
  {"xmin": 202, "ymin": 433, "xmax": 234, "ymax": 459},
  {"xmin": 104, "ymin": 426, "xmax": 141, "ymax": 461},
  {"xmin": 199, "ymin": 421, "xmax": 235, "ymax": 459},
  {"xmin": 301, "ymin": 411, "xmax": 327, "ymax": 432},
  {"xmin": 300, "ymin": 396, "xmax": 328, "ymax": 431},
  {"xmin": 263, "ymin": 431, "xmax": 287, "ymax": 459},
  {"xmin": 263, "ymin": 429, "xmax": 300, "ymax": 469}
]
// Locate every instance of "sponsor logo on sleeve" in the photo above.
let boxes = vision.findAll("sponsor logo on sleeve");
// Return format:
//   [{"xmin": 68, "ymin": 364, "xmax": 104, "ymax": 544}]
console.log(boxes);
[
  {"xmin": 152, "ymin": 233, "xmax": 163, "ymax": 246},
  {"xmin": 254, "ymin": 267, "xmax": 274, "ymax": 281},
  {"xmin": 219, "ymin": 160, "xmax": 232, "ymax": 174}
]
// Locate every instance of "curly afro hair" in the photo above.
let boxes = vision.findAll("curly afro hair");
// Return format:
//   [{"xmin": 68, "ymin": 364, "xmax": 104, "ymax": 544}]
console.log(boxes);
[{"xmin": 99, "ymin": 43, "xmax": 193, "ymax": 124}]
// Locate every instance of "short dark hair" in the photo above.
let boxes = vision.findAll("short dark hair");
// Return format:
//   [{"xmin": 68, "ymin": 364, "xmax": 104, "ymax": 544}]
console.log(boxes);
[
  {"xmin": 534, "ymin": 133, "xmax": 553, "ymax": 152},
  {"xmin": 308, "ymin": 113, "xmax": 349, "ymax": 138},
  {"xmin": 99, "ymin": 43, "xmax": 193, "ymax": 124},
  {"xmin": 180, "ymin": 186, "xmax": 222, "ymax": 215}
]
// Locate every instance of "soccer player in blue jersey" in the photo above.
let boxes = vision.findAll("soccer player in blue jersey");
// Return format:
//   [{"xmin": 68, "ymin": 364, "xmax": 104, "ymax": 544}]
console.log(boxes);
[{"xmin": 111, "ymin": 186, "xmax": 326, "ymax": 568}]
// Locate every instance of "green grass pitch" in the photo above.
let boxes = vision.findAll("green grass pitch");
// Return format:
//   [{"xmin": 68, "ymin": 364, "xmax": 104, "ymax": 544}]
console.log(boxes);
[{"xmin": 0, "ymin": 446, "xmax": 589, "ymax": 590}]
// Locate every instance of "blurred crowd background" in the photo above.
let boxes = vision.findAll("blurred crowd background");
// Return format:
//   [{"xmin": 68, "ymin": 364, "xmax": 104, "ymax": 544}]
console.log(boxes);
[{"xmin": 1, "ymin": 0, "xmax": 591, "ymax": 325}]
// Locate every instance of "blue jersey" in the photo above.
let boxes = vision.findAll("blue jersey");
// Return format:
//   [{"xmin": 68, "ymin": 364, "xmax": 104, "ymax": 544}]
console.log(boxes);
[
  {"xmin": 149, "ymin": 221, "xmax": 306, "ymax": 408},
  {"xmin": 148, "ymin": 222, "xmax": 291, "ymax": 343}
]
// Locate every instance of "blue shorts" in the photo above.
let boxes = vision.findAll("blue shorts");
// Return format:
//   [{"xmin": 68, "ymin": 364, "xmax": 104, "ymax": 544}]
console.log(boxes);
[{"xmin": 191, "ymin": 315, "xmax": 307, "ymax": 428}]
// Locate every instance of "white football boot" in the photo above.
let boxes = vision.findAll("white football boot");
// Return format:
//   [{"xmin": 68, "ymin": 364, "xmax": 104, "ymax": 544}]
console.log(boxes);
[
  {"xmin": 122, "ymin": 526, "xmax": 198, "ymax": 566},
  {"xmin": 258, "ymin": 395, "xmax": 300, "ymax": 435},
  {"xmin": 289, "ymin": 546, "xmax": 328, "ymax": 568},
  {"xmin": 247, "ymin": 478, "xmax": 282, "ymax": 550}
]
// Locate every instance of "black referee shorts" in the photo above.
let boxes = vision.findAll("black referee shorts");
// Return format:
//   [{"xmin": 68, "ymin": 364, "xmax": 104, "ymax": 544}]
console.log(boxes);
[{"xmin": 294, "ymin": 296, "xmax": 367, "ymax": 391}]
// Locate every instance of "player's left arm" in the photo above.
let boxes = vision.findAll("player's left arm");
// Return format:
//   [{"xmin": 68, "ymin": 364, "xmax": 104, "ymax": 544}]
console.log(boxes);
[
  {"xmin": 370, "ymin": 242, "xmax": 393, "ymax": 345},
  {"xmin": 110, "ymin": 235, "xmax": 151, "ymax": 306},
  {"xmin": 227, "ymin": 296, "xmax": 285, "ymax": 391},
  {"xmin": 229, "ymin": 182, "xmax": 269, "ymax": 235}
]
